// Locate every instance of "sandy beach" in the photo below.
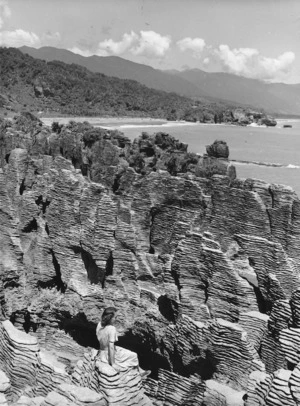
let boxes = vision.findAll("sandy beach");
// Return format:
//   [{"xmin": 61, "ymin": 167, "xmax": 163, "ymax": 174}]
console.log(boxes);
[
  {"xmin": 41, "ymin": 116, "xmax": 169, "ymax": 128},
  {"xmin": 40, "ymin": 116, "xmax": 231, "ymax": 130}
]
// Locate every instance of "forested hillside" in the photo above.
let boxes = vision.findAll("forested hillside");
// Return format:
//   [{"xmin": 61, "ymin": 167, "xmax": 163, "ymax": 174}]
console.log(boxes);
[
  {"xmin": 0, "ymin": 47, "xmax": 209, "ymax": 119},
  {"xmin": 0, "ymin": 48, "xmax": 190, "ymax": 117},
  {"xmin": 19, "ymin": 45, "xmax": 202, "ymax": 98},
  {"xmin": 1, "ymin": 48, "xmax": 276, "ymax": 126}
]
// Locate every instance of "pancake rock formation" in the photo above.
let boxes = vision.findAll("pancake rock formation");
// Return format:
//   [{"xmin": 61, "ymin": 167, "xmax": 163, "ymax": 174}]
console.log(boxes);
[
  {"xmin": 0, "ymin": 319, "xmax": 151, "ymax": 405},
  {"xmin": 0, "ymin": 112, "xmax": 300, "ymax": 404}
]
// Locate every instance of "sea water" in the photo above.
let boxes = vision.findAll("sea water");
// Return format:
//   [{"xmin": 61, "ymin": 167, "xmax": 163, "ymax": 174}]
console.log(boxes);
[
  {"xmin": 114, "ymin": 119, "xmax": 300, "ymax": 196},
  {"xmin": 42, "ymin": 117, "xmax": 300, "ymax": 196}
]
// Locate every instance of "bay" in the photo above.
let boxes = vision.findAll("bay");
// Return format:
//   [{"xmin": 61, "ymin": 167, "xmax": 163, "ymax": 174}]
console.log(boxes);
[{"xmin": 114, "ymin": 119, "xmax": 300, "ymax": 197}]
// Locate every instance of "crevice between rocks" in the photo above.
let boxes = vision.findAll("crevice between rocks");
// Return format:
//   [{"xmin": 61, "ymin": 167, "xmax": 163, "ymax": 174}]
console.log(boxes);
[
  {"xmin": 117, "ymin": 326, "xmax": 168, "ymax": 380},
  {"xmin": 253, "ymin": 286, "xmax": 270, "ymax": 314},
  {"xmin": 171, "ymin": 267, "xmax": 181, "ymax": 291},
  {"xmin": 22, "ymin": 218, "xmax": 38, "ymax": 233},
  {"xmin": 204, "ymin": 280, "xmax": 209, "ymax": 303},
  {"xmin": 35, "ymin": 195, "xmax": 51, "ymax": 214},
  {"xmin": 266, "ymin": 209, "xmax": 273, "ymax": 233},
  {"xmin": 149, "ymin": 207, "xmax": 156, "ymax": 254},
  {"xmin": 80, "ymin": 248, "xmax": 102, "ymax": 284},
  {"xmin": 58, "ymin": 312, "xmax": 99, "ymax": 348},
  {"xmin": 112, "ymin": 172, "xmax": 122, "ymax": 194},
  {"xmin": 19, "ymin": 179, "xmax": 26, "ymax": 195},
  {"xmin": 103, "ymin": 251, "xmax": 114, "ymax": 288},
  {"xmin": 45, "ymin": 223, "xmax": 50, "ymax": 235},
  {"xmin": 269, "ymin": 187, "xmax": 275, "ymax": 208},
  {"xmin": 23, "ymin": 311, "xmax": 37, "ymax": 333},
  {"xmin": 72, "ymin": 245, "xmax": 113, "ymax": 286},
  {"xmin": 50, "ymin": 249, "xmax": 66, "ymax": 293},
  {"xmin": 157, "ymin": 295, "xmax": 179, "ymax": 323}
]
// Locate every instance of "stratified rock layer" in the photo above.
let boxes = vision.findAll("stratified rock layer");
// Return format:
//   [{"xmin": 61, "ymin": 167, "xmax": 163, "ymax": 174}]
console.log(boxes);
[
  {"xmin": 0, "ymin": 319, "xmax": 151, "ymax": 405},
  {"xmin": 72, "ymin": 349, "xmax": 151, "ymax": 405},
  {"xmin": 0, "ymin": 113, "xmax": 300, "ymax": 404}
]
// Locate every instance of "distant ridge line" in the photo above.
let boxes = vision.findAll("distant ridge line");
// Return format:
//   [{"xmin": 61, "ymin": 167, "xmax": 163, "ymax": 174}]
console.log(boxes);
[{"xmin": 19, "ymin": 46, "xmax": 300, "ymax": 115}]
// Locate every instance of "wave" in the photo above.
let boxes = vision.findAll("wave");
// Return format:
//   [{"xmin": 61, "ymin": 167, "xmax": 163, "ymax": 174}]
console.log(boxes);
[
  {"xmin": 231, "ymin": 159, "xmax": 300, "ymax": 169},
  {"xmin": 247, "ymin": 123, "xmax": 267, "ymax": 128},
  {"xmin": 117, "ymin": 121, "xmax": 201, "ymax": 129},
  {"xmin": 286, "ymin": 164, "xmax": 300, "ymax": 169},
  {"xmin": 99, "ymin": 124, "xmax": 166, "ymax": 129},
  {"xmin": 98, "ymin": 121, "xmax": 231, "ymax": 130},
  {"xmin": 99, "ymin": 122, "xmax": 200, "ymax": 130},
  {"xmin": 276, "ymin": 119, "xmax": 300, "ymax": 123}
]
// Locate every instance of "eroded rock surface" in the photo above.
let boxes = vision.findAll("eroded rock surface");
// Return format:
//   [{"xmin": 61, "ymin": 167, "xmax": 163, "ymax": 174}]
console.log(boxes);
[
  {"xmin": 0, "ymin": 113, "xmax": 300, "ymax": 404},
  {"xmin": 0, "ymin": 320, "xmax": 150, "ymax": 405}
]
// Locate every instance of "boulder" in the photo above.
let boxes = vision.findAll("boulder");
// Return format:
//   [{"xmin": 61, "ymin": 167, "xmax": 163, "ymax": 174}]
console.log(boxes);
[
  {"xmin": 206, "ymin": 140, "xmax": 229, "ymax": 158},
  {"xmin": 260, "ymin": 116, "xmax": 277, "ymax": 127}
]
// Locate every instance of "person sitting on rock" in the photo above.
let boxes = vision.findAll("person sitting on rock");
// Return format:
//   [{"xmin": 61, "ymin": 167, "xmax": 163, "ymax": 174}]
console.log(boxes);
[{"xmin": 96, "ymin": 307, "xmax": 150, "ymax": 378}]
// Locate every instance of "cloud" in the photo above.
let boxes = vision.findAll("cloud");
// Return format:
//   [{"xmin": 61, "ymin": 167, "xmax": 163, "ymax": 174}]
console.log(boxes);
[
  {"xmin": 71, "ymin": 30, "xmax": 171, "ymax": 58},
  {"xmin": 98, "ymin": 31, "xmax": 138, "ymax": 55},
  {"xmin": 216, "ymin": 44, "xmax": 295, "ymax": 81},
  {"xmin": 131, "ymin": 31, "xmax": 171, "ymax": 57},
  {"xmin": 0, "ymin": 0, "xmax": 43, "ymax": 48},
  {"xmin": 0, "ymin": 0, "xmax": 11, "ymax": 29},
  {"xmin": 95, "ymin": 30, "xmax": 171, "ymax": 58},
  {"xmin": 177, "ymin": 37, "xmax": 206, "ymax": 58},
  {"xmin": 0, "ymin": 29, "xmax": 41, "ymax": 47},
  {"xmin": 68, "ymin": 32, "xmax": 295, "ymax": 83},
  {"xmin": 0, "ymin": 28, "xmax": 61, "ymax": 49}
]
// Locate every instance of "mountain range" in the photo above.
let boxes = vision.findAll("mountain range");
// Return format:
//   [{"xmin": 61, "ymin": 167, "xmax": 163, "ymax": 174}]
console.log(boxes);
[{"xmin": 20, "ymin": 46, "xmax": 300, "ymax": 116}]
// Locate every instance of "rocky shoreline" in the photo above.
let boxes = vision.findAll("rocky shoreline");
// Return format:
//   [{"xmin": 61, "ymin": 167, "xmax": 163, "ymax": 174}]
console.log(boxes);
[
  {"xmin": 0, "ymin": 112, "xmax": 299, "ymax": 405},
  {"xmin": 40, "ymin": 114, "xmax": 277, "ymax": 131},
  {"xmin": 183, "ymin": 107, "xmax": 277, "ymax": 126}
]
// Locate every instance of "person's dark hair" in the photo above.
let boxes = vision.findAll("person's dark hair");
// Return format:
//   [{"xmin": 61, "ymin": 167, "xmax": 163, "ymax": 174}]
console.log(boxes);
[{"xmin": 101, "ymin": 307, "xmax": 117, "ymax": 327}]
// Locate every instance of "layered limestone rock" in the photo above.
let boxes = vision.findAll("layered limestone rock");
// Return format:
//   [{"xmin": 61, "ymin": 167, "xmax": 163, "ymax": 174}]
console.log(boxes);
[
  {"xmin": 0, "ymin": 320, "xmax": 74, "ymax": 401},
  {"xmin": 1, "ymin": 113, "xmax": 300, "ymax": 404},
  {"xmin": 204, "ymin": 380, "xmax": 244, "ymax": 406},
  {"xmin": 71, "ymin": 348, "xmax": 152, "ymax": 405},
  {"xmin": 0, "ymin": 319, "xmax": 150, "ymax": 405},
  {"xmin": 0, "ymin": 371, "xmax": 9, "ymax": 406},
  {"xmin": 147, "ymin": 369, "xmax": 205, "ymax": 405},
  {"xmin": 160, "ymin": 316, "xmax": 264, "ymax": 390},
  {"xmin": 245, "ymin": 369, "xmax": 297, "ymax": 406},
  {"xmin": 0, "ymin": 320, "xmax": 40, "ymax": 401}
]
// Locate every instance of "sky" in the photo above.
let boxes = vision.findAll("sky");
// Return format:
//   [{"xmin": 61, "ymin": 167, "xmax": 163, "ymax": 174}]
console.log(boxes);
[{"xmin": 0, "ymin": 0, "xmax": 300, "ymax": 83}]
